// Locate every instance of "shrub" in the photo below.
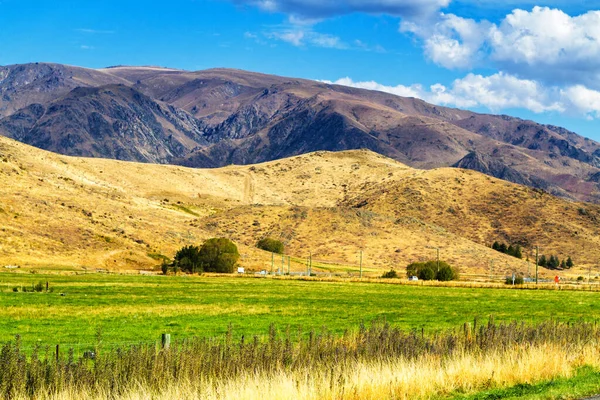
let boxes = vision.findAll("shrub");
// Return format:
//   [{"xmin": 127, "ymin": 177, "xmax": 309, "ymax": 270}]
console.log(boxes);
[
  {"xmin": 12, "ymin": 287, "xmax": 18, "ymax": 292},
  {"xmin": 198, "ymin": 238, "xmax": 240, "ymax": 273},
  {"xmin": 381, "ymin": 269, "xmax": 398, "ymax": 279},
  {"xmin": 33, "ymin": 282, "xmax": 44, "ymax": 292},
  {"xmin": 505, "ymin": 275, "xmax": 524, "ymax": 285},
  {"xmin": 256, "ymin": 237, "xmax": 284, "ymax": 254},
  {"xmin": 577, "ymin": 276, "xmax": 584, "ymax": 282}
]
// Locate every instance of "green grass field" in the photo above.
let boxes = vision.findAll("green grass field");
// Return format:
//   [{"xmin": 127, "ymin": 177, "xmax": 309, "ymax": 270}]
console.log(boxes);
[{"xmin": 1, "ymin": 271, "xmax": 600, "ymax": 350}]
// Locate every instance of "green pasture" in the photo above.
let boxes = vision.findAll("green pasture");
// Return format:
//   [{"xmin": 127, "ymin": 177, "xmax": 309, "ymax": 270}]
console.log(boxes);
[{"xmin": 1, "ymin": 272, "xmax": 599, "ymax": 350}]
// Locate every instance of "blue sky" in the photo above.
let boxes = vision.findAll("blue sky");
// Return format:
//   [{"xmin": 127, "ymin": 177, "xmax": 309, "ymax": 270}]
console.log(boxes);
[{"xmin": 1, "ymin": 0, "xmax": 599, "ymax": 139}]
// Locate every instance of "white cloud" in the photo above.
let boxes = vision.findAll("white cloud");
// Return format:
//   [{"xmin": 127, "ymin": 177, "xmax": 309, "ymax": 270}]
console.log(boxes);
[
  {"xmin": 401, "ymin": 14, "xmax": 491, "ymax": 68},
  {"xmin": 266, "ymin": 28, "xmax": 347, "ymax": 48},
  {"xmin": 322, "ymin": 72, "xmax": 600, "ymax": 119},
  {"xmin": 404, "ymin": 7, "xmax": 600, "ymax": 88}
]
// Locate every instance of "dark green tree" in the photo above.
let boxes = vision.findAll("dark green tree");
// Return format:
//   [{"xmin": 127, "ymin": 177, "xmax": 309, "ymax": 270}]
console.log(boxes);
[
  {"xmin": 418, "ymin": 266, "xmax": 436, "ymax": 281},
  {"xmin": 436, "ymin": 264, "xmax": 459, "ymax": 281},
  {"xmin": 560, "ymin": 259, "xmax": 566, "ymax": 269},
  {"xmin": 173, "ymin": 245, "xmax": 202, "ymax": 273},
  {"xmin": 566, "ymin": 256, "xmax": 574, "ymax": 268},
  {"xmin": 538, "ymin": 255, "xmax": 547, "ymax": 267},
  {"xmin": 498, "ymin": 243, "xmax": 508, "ymax": 253},
  {"xmin": 513, "ymin": 245, "xmax": 523, "ymax": 259},
  {"xmin": 198, "ymin": 238, "xmax": 240, "ymax": 273},
  {"xmin": 492, "ymin": 242, "xmax": 500, "ymax": 251},
  {"xmin": 507, "ymin": 245, "xmax": 515, "ymax": 257},
  {"xmin": 256, "ymin": 237, "xmax": 285, "ymax": 254}
]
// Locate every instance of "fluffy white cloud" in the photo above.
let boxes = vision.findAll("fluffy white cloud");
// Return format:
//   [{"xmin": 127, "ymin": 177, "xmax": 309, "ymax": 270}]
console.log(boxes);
[
  {"xmin": 405, "ymin": 7, "xmax": 600, "ymax": 88},
  {"xmin": 401, "ymin": 14, "xmax": 490, "ymax": 68},
  {"xmin": 322, "ymin": 72, "xmax": 600, "ymax": 119},
  {"xmin": 235, "ymin": 0, "xmax": 450, "ymax": 19}
]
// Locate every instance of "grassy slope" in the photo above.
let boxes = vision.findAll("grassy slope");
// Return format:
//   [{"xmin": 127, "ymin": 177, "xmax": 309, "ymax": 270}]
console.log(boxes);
[
  {"xmin": 2, "ymin": 135, "xmax": 600, "ymax": 278},
  {"xmin": 2, "ymin": 272, "xmax": 600, "ymax": 348}
]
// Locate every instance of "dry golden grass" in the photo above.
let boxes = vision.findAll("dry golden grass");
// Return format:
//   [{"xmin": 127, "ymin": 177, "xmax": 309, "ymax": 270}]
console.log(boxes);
[
  {"xmin": 1, "ymin": 135, "xmax": 599, "ymax": 278},
  {"xmin": 13, "ymin": 343, "xmax": 600, "ymax": 400}
]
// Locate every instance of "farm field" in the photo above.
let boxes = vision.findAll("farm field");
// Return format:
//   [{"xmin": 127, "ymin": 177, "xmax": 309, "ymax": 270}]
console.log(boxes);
[{"xmin": 2, "ymin": 271, "xmax": 600, "ymax": 349}]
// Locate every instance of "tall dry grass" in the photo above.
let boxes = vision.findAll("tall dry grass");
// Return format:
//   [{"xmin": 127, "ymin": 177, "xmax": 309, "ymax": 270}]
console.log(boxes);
[{"xmin": 3, "ymin": 320, "xmax": 600, "ymax": 399}]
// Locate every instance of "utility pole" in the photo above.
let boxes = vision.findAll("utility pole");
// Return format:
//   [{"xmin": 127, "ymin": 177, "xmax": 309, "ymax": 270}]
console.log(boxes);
[
  {"xmin": 281, "ymin": 254, "xmax": 284, "ymax": 275},
  {"xmin": 309, "ymin": 252, "xmax": 312, "ymax": 276},
  {"xmin": 359, "ymin": 250, "xmax": 363, "ymax": 279},
  {"xmin": 287, "ymin": 256, "xmax": 290, "ymax": 275},
  {"xmin": 535, "ymin": 246, "xmax": 539, "ymax": 285},
  {"xmin": 436, "ymin": 248, "xmax": 440, "ymax": 273},
  {"xmin": 306, "ymin": 256, "xmax": 309, "ymax": 276}
]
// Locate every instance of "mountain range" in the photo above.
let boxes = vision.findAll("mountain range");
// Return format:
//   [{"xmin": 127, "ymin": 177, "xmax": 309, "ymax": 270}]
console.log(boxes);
[{"xmin": 1, "ymin": 62, "xmax": 600, "ymax": 202}]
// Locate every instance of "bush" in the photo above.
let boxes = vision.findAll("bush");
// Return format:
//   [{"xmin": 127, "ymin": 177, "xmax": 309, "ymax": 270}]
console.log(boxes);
[
  {"xmin": 33, "ymin": 282, "xmax": 44, "ymax": 292},
  {"xmin": 381, "ymin": 269, "xmax": 398, "ymax": 279},
  {"xmin": 256, "ymin": 238, "xmax": 284, "ymax": 254},
  {"xmin": 577, "ymin": 276, "xmax": 584, "ymax": 282},
  {"xmin": 12, "ymin": 287, "xmax": 18, "ymax": 292},
  {"xmin": 505, "ymin": 275, "xmax": 524, "ymax": 285},
  {"xmin": 198, "ymin": 238, "xmax": 240, "ymax": 273},
  {"xmin": 161, "ymin": 260, "xmax": 169, "ymax": 275}
]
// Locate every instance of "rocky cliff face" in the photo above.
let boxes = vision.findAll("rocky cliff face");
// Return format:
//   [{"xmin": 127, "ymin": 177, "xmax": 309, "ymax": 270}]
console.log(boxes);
[
  {"xmin": 2, "ymin": 63, "xmax": 600, "ymax": 202},
  {"xmin": 0, "ymin": 84, "xmax": 207, "ymax": 163}
]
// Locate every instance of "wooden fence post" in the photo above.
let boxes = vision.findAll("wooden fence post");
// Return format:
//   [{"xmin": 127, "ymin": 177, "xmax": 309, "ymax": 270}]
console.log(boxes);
[{"xmin": 161, "ymin": 333, "xmax": 171, "ymax": 350}]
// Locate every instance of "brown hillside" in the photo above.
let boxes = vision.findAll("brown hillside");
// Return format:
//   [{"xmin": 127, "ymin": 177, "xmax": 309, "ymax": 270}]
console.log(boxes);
[{"xmin": 0, "ymin": 136, "xmax": 597, "ymax": 279}]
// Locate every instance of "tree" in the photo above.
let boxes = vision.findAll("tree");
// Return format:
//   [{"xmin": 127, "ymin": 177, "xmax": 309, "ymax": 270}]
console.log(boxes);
[
  {"xmin": 548, "ymin": 255, "xmax": 560, "ymax": 269},
  {"xmin": 560, "ymin": 259, "xmax": 566, "ymax": 269},
  {"xmin": 256, "ymin": 237, "xmax": 285, "ymax": 254},
  {"xmin": 418, "ymin": 266, "xmax": 436, "ymax": 281},
  {"xmin": 198, "ymin": 238, "xmax": 240, "ymax": 273},
  {"xmin": 566, "ymin": 256, "xmax": 574, "ymax": 268},
  {"xmin": 538, "ymin": 255, "xmax": 547, "ymax": 267},
  {"xmin": 513, "ymin": 245, "xmax": 523, "ymax": 259},
  {"xmin": 173, "ymin": 245, "xmax": 202, "ymax": 273},
  {"xmin": 498, "ymin": 243, "xmax": 508, "ymax": 253},
  {"xmin": 436, "ymin": 264, "xmax": 459, "ymax": 281},
  {"xmin": 407, "ymin": 260, "xmax": 458, "ymax": 281},
  {"xmin": 492, "ymin": 241, "xmax": 500, "ymax": 251},
  {"xmin": 507, "ymin": 244, "xmax": 515, "ymax": 257}
]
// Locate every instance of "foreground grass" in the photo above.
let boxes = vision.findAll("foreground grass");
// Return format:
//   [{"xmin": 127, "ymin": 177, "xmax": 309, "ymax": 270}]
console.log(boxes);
[
  {"xmin": 2, "ymin": 272, "xmax": 600, "ymax": 348},
  {"xmin": 2, "ymin": 321, "xmax": 600, "ymax": 399}
]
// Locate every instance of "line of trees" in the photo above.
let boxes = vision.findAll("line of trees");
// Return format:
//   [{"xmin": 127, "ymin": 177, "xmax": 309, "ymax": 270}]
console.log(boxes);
[
  {"xmin": 491, "ymin": 242, "xmax": 522, "ymax": 259},
  {"xmin": 537, "ymin": 254, "xmax": 574, "ymax": 270}
]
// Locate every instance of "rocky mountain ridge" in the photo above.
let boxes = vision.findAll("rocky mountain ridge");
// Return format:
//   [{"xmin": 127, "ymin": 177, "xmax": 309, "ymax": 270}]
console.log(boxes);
[{"xmin": 1, "ymin": 62, "xmax": 600, "ymax": 202}]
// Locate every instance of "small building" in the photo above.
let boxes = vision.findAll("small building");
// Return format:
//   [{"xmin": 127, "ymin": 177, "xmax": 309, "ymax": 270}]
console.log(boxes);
[{"xmin": 408, "ymin": 276, "xmax": 419, "ymax": 281}]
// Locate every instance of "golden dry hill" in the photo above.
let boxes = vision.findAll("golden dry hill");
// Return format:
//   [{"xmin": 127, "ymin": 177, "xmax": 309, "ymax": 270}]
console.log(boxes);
[{"xmin": 1, "ymin": 135, "xmax": 598, "ymax": 279}]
